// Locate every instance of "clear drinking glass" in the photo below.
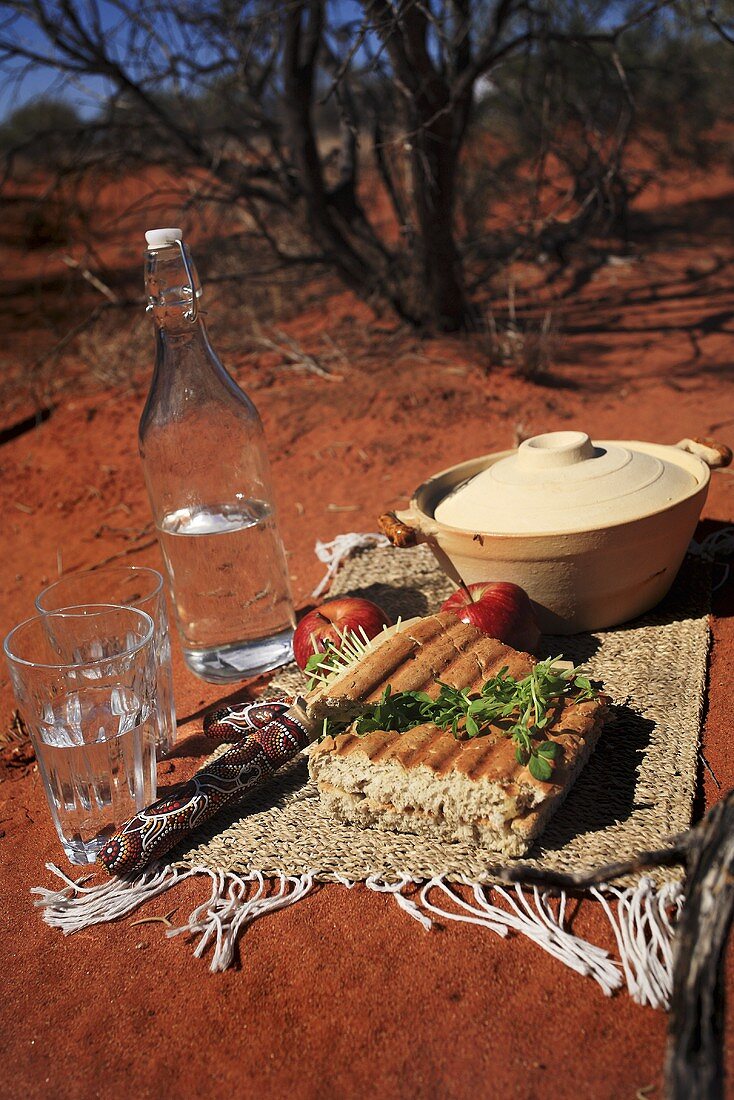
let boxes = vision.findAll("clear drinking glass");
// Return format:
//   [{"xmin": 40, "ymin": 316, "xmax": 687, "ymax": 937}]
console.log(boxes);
[
  {"xmin": 35, "ymin": 566, "xmax": 176, "ymax": 755},
  {"xmin": 4, "ymin": 605, "xmax": 158, "ymax": 865}
]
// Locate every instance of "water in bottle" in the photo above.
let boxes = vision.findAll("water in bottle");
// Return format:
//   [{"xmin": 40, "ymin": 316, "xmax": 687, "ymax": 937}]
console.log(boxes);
[{"xmin": 139, "ymin": 229, "xmax": 295, "ymax": 682}]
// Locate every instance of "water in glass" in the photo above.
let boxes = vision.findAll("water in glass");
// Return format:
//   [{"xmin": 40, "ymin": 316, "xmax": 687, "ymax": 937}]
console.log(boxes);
[
  {"xmin": 35, "ymin": 684, "xmax": 157, "ymax": 864},
  {"xmin": 35, "ymin": 565, "xmax": 177, "ymax": 754}
]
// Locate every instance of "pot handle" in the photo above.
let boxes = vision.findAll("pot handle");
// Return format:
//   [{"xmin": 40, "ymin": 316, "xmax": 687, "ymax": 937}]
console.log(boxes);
[
  {"xmin": 676, "ymin": 437, "xmax": 732, "ymax": 469},
  {"xmin": 378, "ymin": 509, "xmax": 421, "ymax": 547}
]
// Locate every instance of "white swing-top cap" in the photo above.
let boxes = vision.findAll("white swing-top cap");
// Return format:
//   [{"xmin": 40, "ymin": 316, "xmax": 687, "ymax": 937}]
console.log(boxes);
[{"xmin": 145, "ymin": 227, "xmax": 183, "ymax": 249}]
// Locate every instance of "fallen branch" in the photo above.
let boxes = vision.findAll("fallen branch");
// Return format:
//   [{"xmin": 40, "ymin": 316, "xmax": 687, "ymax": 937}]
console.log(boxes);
[
  {"xmin": 481, "ymin": 790, "xmax": 734, "ymax": 1099},
  {"xmin": 0, "ymin": 406, "xmax": 54, "ymax": 448},
  {"xmin": 253, "ymin": 328, "xmax": 343, "ymax": 381},
  {"xmin": 478, "ymin": 839, "xmax": 690, "ymax": 894},
  {"xmin": 664, "ymin": 793, "xmax": 734, "ymax": 1099}
]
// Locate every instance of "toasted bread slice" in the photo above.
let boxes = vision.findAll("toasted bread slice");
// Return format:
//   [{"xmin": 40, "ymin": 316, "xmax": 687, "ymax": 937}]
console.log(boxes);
[
  {"xmin": 306, "ymin": 613, "xmax": 607, "ymax": 856},
  {"xmin": 309, "ymin": 696, "xmax": 607, "ymax": 857}
]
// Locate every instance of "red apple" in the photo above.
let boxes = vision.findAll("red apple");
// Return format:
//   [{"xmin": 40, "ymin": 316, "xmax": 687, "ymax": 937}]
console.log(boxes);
[
  {"xmin": 293, "ymin": 597, "xmax": 392, "ymax": 671},
  {"xmin": 441, "ymin": 582, "xmax": 540, "ymax": 653}
]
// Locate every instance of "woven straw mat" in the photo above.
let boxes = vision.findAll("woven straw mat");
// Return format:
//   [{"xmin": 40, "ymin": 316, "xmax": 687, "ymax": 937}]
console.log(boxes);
[{"xmin": 181, "ymin": 545, "xmax": 709, "ymax": 886}]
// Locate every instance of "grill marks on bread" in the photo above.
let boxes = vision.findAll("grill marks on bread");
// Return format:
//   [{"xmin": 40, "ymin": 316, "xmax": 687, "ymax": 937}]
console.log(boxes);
[
  {"xmin": 309, "ymin": 699, "xmax": 608, "ymax": 857},
  {"xmin": 371, "ymin": 613, "xmax": 537, "ymax": 703},
  {"xmin": 306, "ymin": 610, "xmax": 535, "ymax": 720},
  {"xmin": 318, "ymin": 695, "xmax": 602, "ymax": 790}
]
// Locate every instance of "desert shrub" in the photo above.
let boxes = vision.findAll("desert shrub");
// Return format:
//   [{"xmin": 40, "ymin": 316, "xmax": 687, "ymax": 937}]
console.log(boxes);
[{"xmin": 0, "ymin": 98, "xmax": 83, "ymax": 164}]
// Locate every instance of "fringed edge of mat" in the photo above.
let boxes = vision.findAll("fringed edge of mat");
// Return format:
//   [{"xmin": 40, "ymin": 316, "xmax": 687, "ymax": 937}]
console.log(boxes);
[{"xmin": 31, "ymin": 863, "xmax": 684, "ymax": 1009}]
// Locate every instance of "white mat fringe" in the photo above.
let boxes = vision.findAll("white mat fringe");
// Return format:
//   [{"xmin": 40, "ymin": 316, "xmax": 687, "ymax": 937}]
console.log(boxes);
[{"xmin": 32, "ymin": 864, "xmax": 683, "ymax": 1004}]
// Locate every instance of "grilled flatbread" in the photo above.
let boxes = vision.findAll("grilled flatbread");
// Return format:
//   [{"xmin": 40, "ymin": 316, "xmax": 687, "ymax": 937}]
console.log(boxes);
[{"xmin": 307, "ymin": 612, "xmax": 608, "ymax": 857}]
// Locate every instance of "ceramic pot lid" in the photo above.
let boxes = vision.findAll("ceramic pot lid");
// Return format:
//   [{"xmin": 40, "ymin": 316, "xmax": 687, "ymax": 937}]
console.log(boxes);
[{"xmin": 433, "ymin": 431, "xmax": 698, "ymax": 535}]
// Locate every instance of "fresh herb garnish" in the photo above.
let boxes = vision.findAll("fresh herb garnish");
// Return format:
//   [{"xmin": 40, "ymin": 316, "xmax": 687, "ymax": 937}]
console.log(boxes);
[
  {"xmin": 350, "ymin": 657, "xmax": 599, "ymax": 780},
  {"xmin": 305, "ymin": 627, "xmax": 599, "ymax": 780},
  {"xmin": 354, "ymin": 684, "xmax": 433, "ymax": 734}
]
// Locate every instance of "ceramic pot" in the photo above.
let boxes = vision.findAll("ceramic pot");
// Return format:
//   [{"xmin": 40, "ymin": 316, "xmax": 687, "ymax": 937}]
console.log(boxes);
[{"xmin": 379, "ymin": 432, "xmax": 731, "ymax": 634}]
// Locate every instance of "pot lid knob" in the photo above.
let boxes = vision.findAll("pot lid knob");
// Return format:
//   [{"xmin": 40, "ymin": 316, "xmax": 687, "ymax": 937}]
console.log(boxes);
[{"xmin": 517, "ymin": 431, "xmax": 596, "ymax": 470}]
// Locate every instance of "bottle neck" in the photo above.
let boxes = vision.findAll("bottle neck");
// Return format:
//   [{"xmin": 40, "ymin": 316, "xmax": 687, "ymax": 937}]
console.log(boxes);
[
  {"xmin": 147, "ymin": 292, "xmax": 246, "ymax": 412},
  {"xmin": 145, "ymin": 241, "xmax": 203, "ymax": 334},
  {"xmin": 142, "ymin": 240, "xmax": 256, "ymax": 419},
  {"xmin": 155, "ymin": 315, "xmax": 211, "ymax": 353}
]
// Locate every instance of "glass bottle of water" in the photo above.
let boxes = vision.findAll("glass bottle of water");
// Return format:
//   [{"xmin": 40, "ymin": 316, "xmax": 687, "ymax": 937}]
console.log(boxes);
[{"xmin": 139, "ymin": 228, "xmax": 295, "ymax": 683}]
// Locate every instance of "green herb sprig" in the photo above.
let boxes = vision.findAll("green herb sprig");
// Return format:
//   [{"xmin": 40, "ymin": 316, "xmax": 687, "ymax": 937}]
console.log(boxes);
[
  {"xmin": 352, "ymin": 683, "xmax": 432, "ymax": 734},
  {"xmin": 351, "ymin": 657, "xmax": 599, "ymax": 782}
]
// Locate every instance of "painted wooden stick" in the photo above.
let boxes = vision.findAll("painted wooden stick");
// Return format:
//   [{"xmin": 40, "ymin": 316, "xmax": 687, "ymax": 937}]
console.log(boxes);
[{"xmin": 98, "ymin": 699, "xmax": 315, "ymax": 878}]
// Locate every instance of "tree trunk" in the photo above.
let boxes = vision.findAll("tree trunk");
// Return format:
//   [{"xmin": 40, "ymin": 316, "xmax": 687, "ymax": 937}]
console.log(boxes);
[
  {"xmin": 364, "ymin": 0, "xmax": 475, "ymax": 331},
  {"xmin": 410, "ymin": 115, "xmax": 472, "ymax": 331}
]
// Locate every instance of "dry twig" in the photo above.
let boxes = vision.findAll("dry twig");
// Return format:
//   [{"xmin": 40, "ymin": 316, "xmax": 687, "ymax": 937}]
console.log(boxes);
[
  {"xmin": 253, "ymin": 328, "xmax": 343, "ymax": 382},
  {"xmin": 61, "ymin": 255, "xmax": 119, "ymax": 304}
]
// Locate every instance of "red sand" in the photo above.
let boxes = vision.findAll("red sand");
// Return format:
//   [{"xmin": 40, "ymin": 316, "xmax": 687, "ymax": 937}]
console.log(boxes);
[{"xmin": 2, "ymin": 172, "xmax": 734, "ymax": 1098}]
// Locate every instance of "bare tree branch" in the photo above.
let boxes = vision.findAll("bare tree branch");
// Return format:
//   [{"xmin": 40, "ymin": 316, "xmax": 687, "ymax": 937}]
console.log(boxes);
[
  {"xmin": 1, "ymin": 0, "xmax": 728, "ymax": 332},
  {"xmin": 704, "ymin": 0, "xmax": 734, "ymax": 44}
]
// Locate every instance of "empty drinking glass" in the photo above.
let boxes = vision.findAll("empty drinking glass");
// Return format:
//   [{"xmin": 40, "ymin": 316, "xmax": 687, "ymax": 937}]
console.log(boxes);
[
  {"xmin": 36, "ymin": 566, "xmax": 176, "ymax": 754},
  {"xmin": 4, "ymin": 605, "xmax": 158, "ymax": 865}
]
